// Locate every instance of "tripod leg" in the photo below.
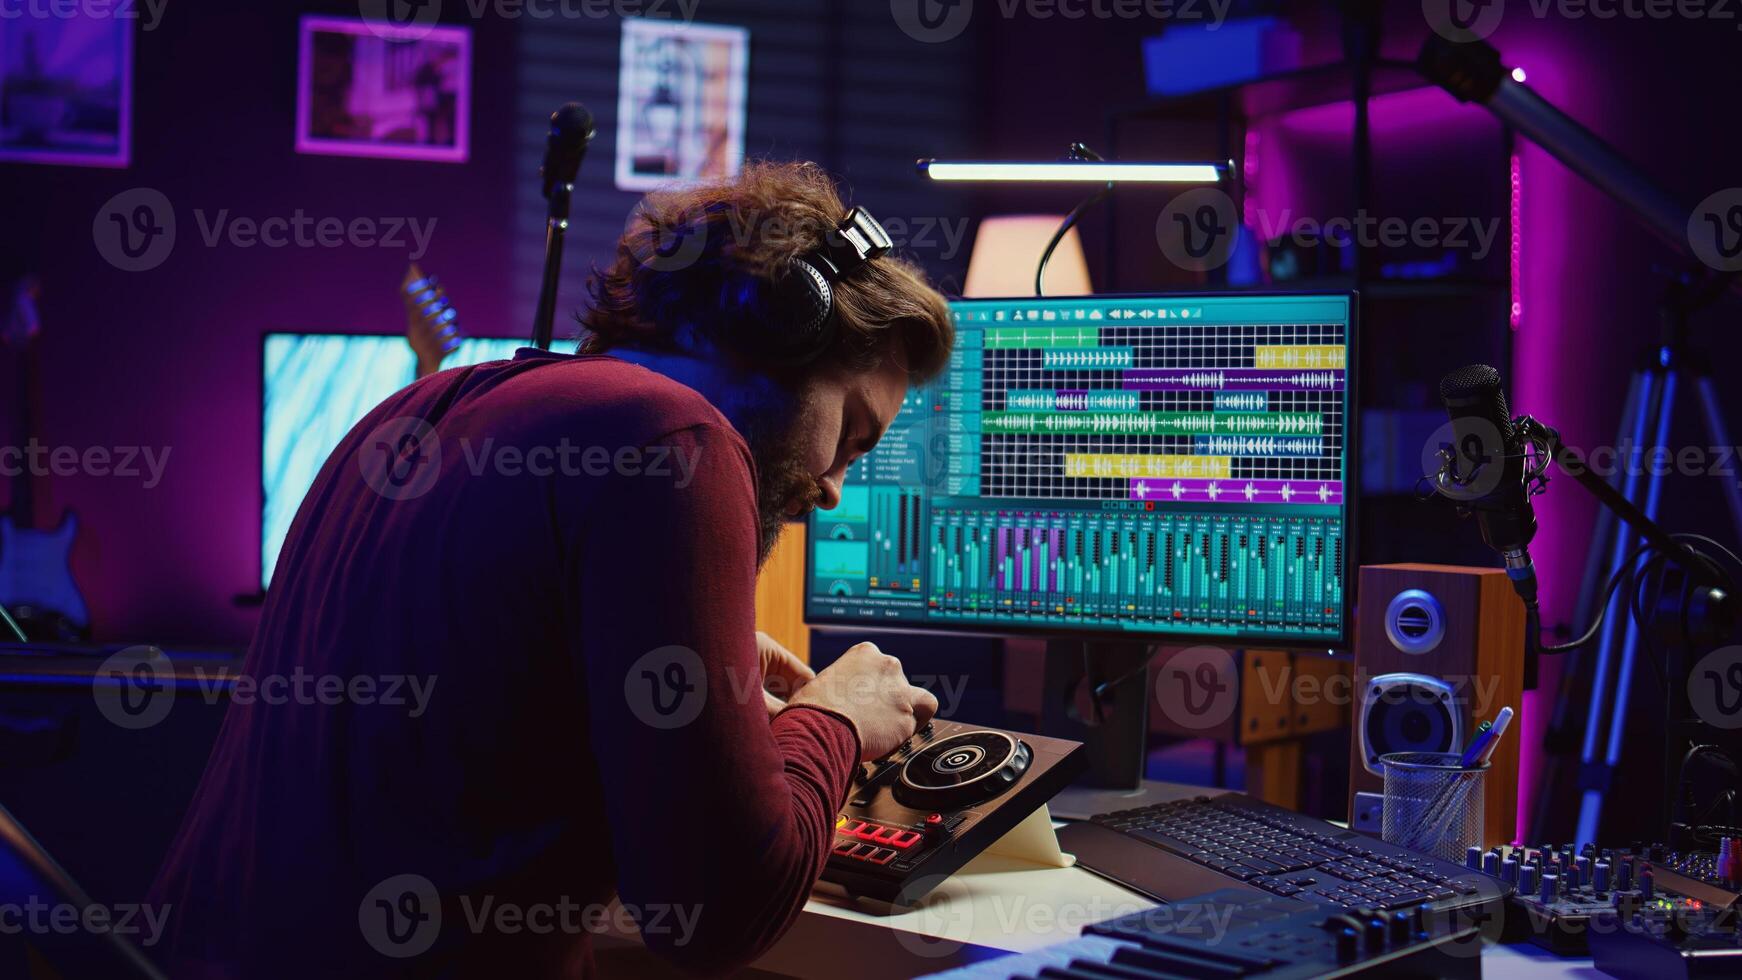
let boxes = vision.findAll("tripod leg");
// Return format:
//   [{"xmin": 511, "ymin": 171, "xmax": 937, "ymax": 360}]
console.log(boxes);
[
  {"xmin": 1694, "ymin": 376, "xmax": 1742, "ymax": 546},
  {"xmin": 1534, "ymin": 368, "xmax": 1644, "ymax": 839},
  {"xmin": 1576, "ymin": 369, "xmax": 1677, "ymax": 846}
]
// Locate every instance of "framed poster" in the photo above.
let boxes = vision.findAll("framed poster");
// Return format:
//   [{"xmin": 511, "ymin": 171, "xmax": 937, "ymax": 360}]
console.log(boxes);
[
  {"xmin": 296, "ymin": 16, "xmax": 470, "ymax": 163},
  {"xmin": 0, "ymin": 14, "xmax": 132, "ymax": 167},
  {"xmin": 615, "ymin": 18, "xmax": 747, "ymax": 191}
]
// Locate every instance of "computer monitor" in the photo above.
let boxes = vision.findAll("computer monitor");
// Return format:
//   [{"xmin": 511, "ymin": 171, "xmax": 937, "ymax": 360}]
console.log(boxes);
[
  {"xmin": 804, "ymin": 293, "xmax": 1356, "ymax": 648},
  {"xmin": 259, "ymin": 333, "xmax": 529, "ymax": 591}
]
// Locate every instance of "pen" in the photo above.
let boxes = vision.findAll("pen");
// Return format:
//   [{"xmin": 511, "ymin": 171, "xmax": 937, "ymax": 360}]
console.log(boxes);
[
  {"xmin": 1458, "ymin": 720, "xmax": 1496, "ymax": 768},
  {"xmin": 1476, "ymin": 706, "xmax": 1515, "ymax": 766}
]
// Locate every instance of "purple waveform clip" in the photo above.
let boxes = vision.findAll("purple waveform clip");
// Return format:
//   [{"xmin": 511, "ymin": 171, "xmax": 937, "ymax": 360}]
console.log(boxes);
[
  {"xmin": 1128, "ymin": 478, "xmax": 1344, "ymax": 506},
  {"xmin": 1121, "ymin": 368, "xmax": 1345, "ymax": 392}
]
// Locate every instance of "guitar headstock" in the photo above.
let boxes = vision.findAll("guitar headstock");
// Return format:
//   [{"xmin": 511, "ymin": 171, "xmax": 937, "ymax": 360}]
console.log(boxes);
[{"xmin": 401, "ymin": 263, "xmax": 461, "ymax": 377}]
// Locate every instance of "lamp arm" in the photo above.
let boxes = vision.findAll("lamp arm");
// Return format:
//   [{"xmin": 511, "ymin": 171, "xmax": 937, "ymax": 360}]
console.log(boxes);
[
  {"xmin": 1036, "ymin": 184, "xmax": 1111, "ymax": 298},
  {"xmin": 1035, "ymin": 142, "xmax": 1109, "ymax": 298}
]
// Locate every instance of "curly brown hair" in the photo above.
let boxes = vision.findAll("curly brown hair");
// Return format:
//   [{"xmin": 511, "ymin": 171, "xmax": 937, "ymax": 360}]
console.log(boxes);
[{"xmin": 577, "ymin": 161, "xmax": 954, "ymax": 381}]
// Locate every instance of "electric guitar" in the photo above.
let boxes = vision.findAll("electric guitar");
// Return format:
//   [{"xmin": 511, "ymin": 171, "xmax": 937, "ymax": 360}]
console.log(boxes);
[
  {"xmin": 0, "ymin": 276, "xmax": 90, "ymax": 639},
  {"xmin": 402, "ymin": 262, "xmax": 462, "ymax": 378}
]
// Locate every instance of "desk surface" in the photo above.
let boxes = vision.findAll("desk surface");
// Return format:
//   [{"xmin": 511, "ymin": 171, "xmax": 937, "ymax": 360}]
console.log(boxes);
[{"xmin": 751, "ymin": 781, "xmax": 1603, "ymax": 979}]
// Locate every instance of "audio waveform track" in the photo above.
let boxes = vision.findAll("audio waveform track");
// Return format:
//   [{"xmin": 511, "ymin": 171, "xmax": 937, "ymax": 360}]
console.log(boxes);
[
  {"xmin": 981, "ymin": 412, "xmax": 1324, "ymax": 436},
  {"xmin": 977, "ymin": 318, "xmax": 1347, "ymax": 501}
]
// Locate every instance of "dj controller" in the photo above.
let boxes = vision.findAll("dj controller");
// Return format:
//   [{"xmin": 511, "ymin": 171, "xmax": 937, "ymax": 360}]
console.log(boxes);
[{"xmin": 817, "ymin": 719, "xmax": 1086, "ymax": 909}]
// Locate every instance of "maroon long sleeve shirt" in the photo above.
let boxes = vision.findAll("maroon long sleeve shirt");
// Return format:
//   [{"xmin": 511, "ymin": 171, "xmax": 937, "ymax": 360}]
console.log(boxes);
[{"xmin": 147, "ymin": 351, "xmax": 860, "ymax": 977}]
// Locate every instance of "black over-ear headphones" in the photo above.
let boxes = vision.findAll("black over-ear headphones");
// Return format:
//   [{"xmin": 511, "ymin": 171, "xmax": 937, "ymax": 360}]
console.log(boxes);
[{"xmin": 725, "ymin": 207, "xmax": 893, "ymax": 367}]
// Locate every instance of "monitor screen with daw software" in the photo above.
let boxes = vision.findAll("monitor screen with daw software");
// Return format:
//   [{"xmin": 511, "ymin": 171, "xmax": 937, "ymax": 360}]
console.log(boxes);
[{"xmin": 805, "ymin": 293, "xmax": 1356, "ymax": 646}]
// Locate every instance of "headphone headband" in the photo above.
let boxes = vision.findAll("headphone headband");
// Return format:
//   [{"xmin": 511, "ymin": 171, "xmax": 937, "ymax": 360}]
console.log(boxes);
[{"xmin": 809, "ymin": 207, "xmax": 894, "ymax": 278}]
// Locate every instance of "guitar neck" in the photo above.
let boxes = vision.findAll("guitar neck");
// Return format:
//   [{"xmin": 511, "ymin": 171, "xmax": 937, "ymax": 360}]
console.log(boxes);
[{"xmin": 7, "ymin": 336, "xmax": 37, "ymax": 529}]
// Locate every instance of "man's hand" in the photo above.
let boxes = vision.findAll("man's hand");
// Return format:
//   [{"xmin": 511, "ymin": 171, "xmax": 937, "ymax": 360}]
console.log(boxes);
[
  {"xmin": 757, "ymin": 631, "xmax": 816, "ymax": 718},
  {"xmin": 783, "ymin": 642, "xmax": 938, "ymax": 761}
]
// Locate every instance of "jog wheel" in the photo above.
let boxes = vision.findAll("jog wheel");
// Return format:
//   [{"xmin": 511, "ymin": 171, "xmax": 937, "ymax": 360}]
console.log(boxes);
[{"xmin": 894, "ymin": 730, "xmax": 1031, "ymax": 809}]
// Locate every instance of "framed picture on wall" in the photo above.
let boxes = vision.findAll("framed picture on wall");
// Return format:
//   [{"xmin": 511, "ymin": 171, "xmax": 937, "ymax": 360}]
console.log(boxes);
[
  {"xmin": 614, "ymin": 18, "xmax": 748, "ymax": 191},
  {"xmin": 0, "ymin": 14, "xmax": 132, "ymax": 167},
  {"xmin": 295, "ymin": 16, "xmax": 470, "ymax": 163}
]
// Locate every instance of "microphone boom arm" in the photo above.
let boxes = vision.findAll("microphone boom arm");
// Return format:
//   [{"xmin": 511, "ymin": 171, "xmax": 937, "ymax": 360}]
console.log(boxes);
[
  {"xmin": 1515, "ymin": 415, "xmax": 1731, "ymax": 592},
  {"xmin": 1417, "ymin": 34, "xmax": 1741, "ymax": 307}
]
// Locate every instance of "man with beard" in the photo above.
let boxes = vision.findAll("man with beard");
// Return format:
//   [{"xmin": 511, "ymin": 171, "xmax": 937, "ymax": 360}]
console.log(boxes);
[{"xmin": 147, "ymin": 161, "xmax": 952, "ymax": 978}]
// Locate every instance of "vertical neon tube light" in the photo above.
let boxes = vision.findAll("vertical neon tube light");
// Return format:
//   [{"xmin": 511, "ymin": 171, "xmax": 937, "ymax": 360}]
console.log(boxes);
[
  {"xmin": 1510, "ymin": 153, "xmax": 1523, "ymax": 329},
  {"xmin": 1510, "ymin": 148, "xmax": 1530, "ymax": 840},
  {"xmin": 1243, "ymin": 128, "xmax": 1262, "ymax": 231}
]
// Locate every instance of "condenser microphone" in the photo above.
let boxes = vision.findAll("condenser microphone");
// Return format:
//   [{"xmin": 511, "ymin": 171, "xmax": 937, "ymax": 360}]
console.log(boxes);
[
  {"xmin": 1437, "ymin": 364, "xmax": 1538, "ymax": 603},
  {"xmin": 541, "ymin": 102, "xmax": 595, "ymax": 201}
]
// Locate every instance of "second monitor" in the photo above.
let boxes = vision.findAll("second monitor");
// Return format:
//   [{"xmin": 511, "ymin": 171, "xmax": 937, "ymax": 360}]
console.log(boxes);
[{"xmin": 805, "ymin": 292, "xmax": 1355, "ymax": 647}]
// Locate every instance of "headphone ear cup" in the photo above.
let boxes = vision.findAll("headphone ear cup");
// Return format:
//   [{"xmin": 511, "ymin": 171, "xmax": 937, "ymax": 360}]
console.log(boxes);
[{"xmin": 739, "ymin": 257, "xmax": 835, "ymax": 366}]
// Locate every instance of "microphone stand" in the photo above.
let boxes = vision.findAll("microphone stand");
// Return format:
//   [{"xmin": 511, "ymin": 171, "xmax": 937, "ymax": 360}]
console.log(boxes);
[
  {"xmin": 531, "ymin": 103, "xmax": 594, "ymax": 350},
  {"xmin": 1512, "ymin": 415, "xmax": 1737, "ymax": 841},
  {"xmin": 1419, "ymin": 33, "xmax": 1742, "ymax": 843},
  {"xmin": 531, "ymin": 175, "xmax": 572, "ymax": 351}
]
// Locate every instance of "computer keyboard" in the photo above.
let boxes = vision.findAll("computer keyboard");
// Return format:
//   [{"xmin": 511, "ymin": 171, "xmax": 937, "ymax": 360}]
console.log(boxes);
[{"xmin": 1070, "ymin": 792, "xmax": 1506, "ymax": 915}]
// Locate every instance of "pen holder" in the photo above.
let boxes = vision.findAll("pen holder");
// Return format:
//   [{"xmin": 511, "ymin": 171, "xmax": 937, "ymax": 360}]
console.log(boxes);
[{"xmin": 1379, "ymin": 752, "xmax": 1487, "ymax": 863}]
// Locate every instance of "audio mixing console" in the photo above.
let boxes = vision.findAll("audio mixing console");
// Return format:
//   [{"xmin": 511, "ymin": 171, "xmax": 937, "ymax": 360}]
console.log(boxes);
[{"xmin": 1463, "ymin": 841, "xmax": 1741, "ymax": 955}]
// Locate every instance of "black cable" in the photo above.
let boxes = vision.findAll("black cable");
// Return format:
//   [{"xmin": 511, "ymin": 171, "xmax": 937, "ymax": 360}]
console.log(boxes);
[
  {"xmin": 1089, "ymin": 646, "xmax": 1158, "ymax": 706},
  {"xmin": 1538, "ymin": 539, "xmax": 1660, "ymax": 653},
  {"xmin": 1677, "ymin": 532, "xmax": 1742, "ymax": 575},
  {"xmin": 1035, "ymin": 183, "xmax": 1112, "ymax": 298},
  {"xmin": 1631, "ymin": 553, "xmax": 1668, "ymax": 689},
  {"xmin": 1081, "ymin": 647, "xmax": 1106, "ymax": 726},
  {"xmin": 1692, "ymin": 790, "xmax": 1732, "ymax": 824},
  {"xmin": 1536, "ymin": 532, "xmax": 1734, "ymax": 655},
  {"xmin": 1676, "ymin": 743, "xmax": 1740, "ymax": 830}
]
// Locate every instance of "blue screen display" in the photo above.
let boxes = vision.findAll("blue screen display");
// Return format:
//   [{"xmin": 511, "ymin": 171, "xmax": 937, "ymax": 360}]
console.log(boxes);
[{"xmin": 260, "ymin": 334, "xmax": 530, "ymax": 590}]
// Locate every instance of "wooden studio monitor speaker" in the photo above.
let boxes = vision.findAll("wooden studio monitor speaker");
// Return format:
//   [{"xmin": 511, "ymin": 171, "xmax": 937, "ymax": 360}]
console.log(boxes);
[{"xmin": 1349, "ymin": 564, "xmax": 1526, "ymax": 847}]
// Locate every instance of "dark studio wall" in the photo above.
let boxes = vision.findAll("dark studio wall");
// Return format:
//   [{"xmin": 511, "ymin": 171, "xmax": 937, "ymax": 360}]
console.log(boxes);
[
  {"xmin": 2, "ymin": 3, "xmax": 526, "ymax": 646},
  {"xmin": 0, "ymin": 0, "xmax": 981, "ymax": 647}
]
